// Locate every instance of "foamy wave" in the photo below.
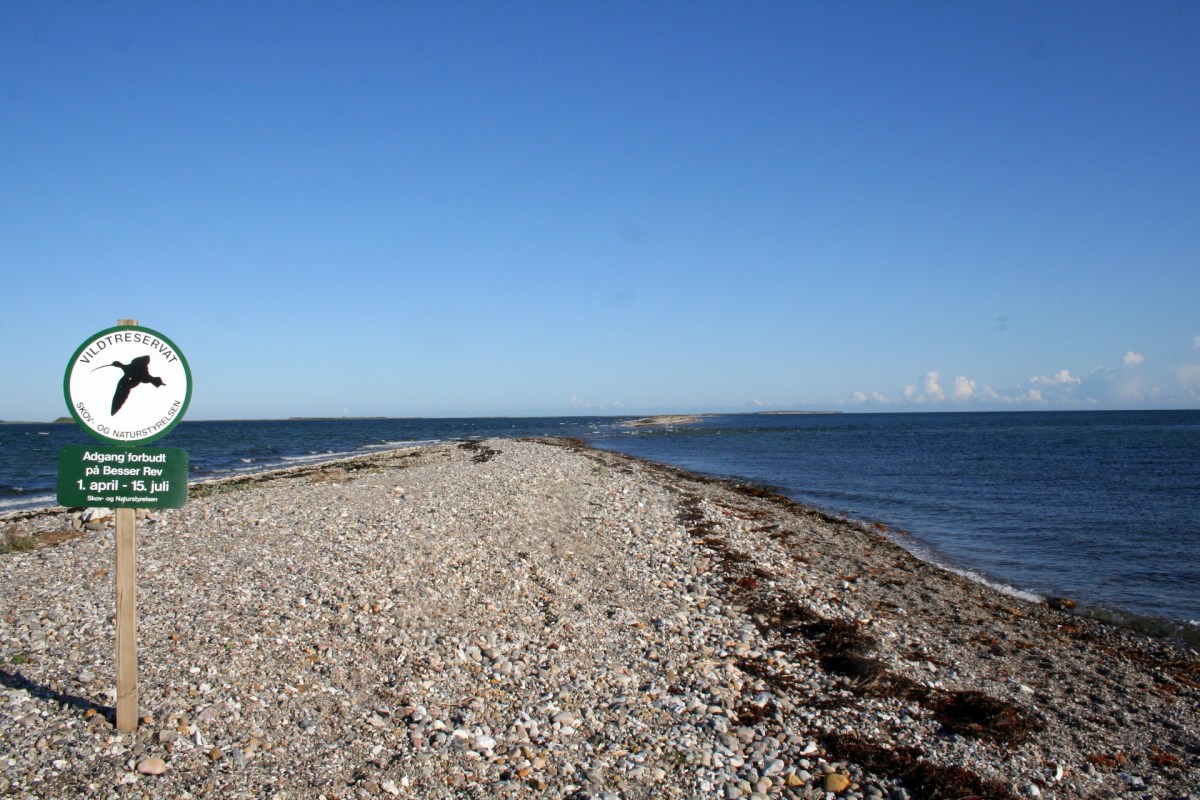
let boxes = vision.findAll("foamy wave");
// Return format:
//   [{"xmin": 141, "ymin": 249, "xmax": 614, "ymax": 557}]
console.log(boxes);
[
  {"xmin": 875, "ymin": 527, "xmax": 1045, "ymax": 603},
  {"xmin": 371, "ymin": 439, "xmax": 440, "ymax": 449},
  {"xmin": 0, "ymin": 493, "xmax": 57, "ymax": 512},
  {"xmin": 280, "ymin": 452, "xmax": 346, "ymax": 462},
  {"xmin": 945, "ymin": 566, "xmax": 1044, "ymax": 604},
  {"xmin": 199, "ymin": 442, "xmax": 439, "ymax": 482}
]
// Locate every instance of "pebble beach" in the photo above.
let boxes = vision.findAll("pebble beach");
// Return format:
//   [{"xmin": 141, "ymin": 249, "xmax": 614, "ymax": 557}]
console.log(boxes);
[{"xmin": 1, "ymin": 437, "xmax": 1197, "ymax": 799}]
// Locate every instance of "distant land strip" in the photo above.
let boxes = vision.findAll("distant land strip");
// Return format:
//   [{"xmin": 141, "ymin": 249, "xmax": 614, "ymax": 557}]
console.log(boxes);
[{"xmin": 752, "ymin": 410, "xmax": 841, "ymax": 415}]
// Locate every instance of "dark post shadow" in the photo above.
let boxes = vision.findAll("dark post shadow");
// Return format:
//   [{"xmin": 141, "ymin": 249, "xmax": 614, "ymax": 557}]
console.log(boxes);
[{"xmin": 0, "ymin": 667, "xmax": 115, "ymax": 723}]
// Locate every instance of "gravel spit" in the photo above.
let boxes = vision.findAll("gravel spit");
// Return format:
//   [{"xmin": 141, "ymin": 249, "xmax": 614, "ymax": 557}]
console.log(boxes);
[{"xmin": 2, "ymin": 437, "xmax": 1197, "ymax": 799}]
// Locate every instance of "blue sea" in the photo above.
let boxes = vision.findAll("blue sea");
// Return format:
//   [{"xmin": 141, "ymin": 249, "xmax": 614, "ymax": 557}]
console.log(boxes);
[{"xmin": 2, "ymin": 411, "xmax": 1197, "ymax": 641}]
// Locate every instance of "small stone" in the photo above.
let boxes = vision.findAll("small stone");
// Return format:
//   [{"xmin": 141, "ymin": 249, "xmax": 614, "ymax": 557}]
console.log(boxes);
[
  {"xmin": 785, "ymin": 772, "xmax": 804, "ymax": 787},
  {"xmin": 823, "ymin": 772, "xmax": 850, "ymax": 793},
  {"xmin": 381, "ymin": 779, "xmax": 401, "ymax": 796},
  {"xmin": 552, "ymin": 710, "xmax": 576, "ymax": 726},
  {"xmin": 135, "ymin": 757, "xmax": 167, "ymax": 776},
  {"xmin": 207, "ymin": 747, "xmax": 222, "ymax": 761},
  {"xmin": 1120, "ymin": 774, "xmax": 1146, "ymax": 790}
]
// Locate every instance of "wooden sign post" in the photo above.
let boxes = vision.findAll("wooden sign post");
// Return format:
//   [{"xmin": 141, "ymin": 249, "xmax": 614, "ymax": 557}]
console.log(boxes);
[
  {"xmin": 114, "ymin": 320, "xmax": 139, "ymax": 733},
  {"xmin": 115, "ymin": 506, "xmax": 137, "ymax": 731},
  {"xmin": 60, "ymin": 319, "xmax": 192, "ymax": 733}
]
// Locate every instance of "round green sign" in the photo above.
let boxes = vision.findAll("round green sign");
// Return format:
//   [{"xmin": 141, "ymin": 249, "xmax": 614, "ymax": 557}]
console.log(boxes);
[{"xmin": 63, "ymin": 325, "xmax": 192, "ymax": 444}]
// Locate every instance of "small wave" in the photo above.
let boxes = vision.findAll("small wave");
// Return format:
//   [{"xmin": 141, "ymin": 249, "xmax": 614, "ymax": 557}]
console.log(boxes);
[
  {"xmin": 1073, "ymin": 606, "xmax": 1200, "ymax": 646},
  {"xmin": 279, "ymin": 453, "xmax": 344, "ymax": 462},
  {"xmin": 944, "ymin": 566, "xmax": 1044, "ymax": 604},
  {"xmin": 369, "ymin": 439, "xmax": 440, "ymax": 449},
  {"xmin": 871, "ymin": 525, "xmax": 1046, "ymax": 603},
  {"xmin": 0, "ymin": 493, "xmax": 57, "ymax": 512}
]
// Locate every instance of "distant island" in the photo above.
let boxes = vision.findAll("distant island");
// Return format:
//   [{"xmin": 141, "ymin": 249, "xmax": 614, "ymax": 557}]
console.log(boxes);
[
  {"xmin": 752, "ymin": 410, "xmax": 841, "ymax": 415},
  {"xmin": 287, "ymin": 416, "xmax": 393, "ymax": 421}
]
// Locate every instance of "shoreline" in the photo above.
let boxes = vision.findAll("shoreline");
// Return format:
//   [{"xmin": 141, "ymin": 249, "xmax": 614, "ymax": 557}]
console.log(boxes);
[
  {"xmin": 8, "ymin": 448, "xmax": 1198, "ymax": 649},
  {"xmin": 1, "ymin": 438, "xmax": 1197, "ymax": 798},
  {"xmin": 5, "ymin": 436, "xmax": 1197, "ymax": 645}
]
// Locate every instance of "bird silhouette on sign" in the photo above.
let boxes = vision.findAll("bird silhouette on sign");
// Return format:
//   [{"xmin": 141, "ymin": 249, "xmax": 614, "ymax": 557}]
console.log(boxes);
[{"xmin": 91, "ymin": 356, "xmax": 166, "ymax": 415}]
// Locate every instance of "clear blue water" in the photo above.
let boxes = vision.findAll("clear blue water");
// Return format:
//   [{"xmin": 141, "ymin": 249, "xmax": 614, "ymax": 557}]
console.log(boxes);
[
  {"xmin": 2, "ymin": 411, "xmax": 1197, "ymax": 638},
  {"xmin": 595, "ymin": 411, "xmax": 1200, "ymax": 635}
]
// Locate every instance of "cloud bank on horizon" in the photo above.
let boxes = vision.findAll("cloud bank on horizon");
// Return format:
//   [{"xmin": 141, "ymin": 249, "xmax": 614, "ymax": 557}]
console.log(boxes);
[{"xmin": 844, "ymin": 337, "xmax": 1200, "ymax": 411}]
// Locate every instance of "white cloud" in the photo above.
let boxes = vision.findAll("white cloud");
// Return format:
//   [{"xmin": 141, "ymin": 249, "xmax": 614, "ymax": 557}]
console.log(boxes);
[
  {"xmin": 1031, "ymin": 369, "xmax": 1081, "ymax": 386},
  {"xmin": 921, "ymin": 371, "xmax": 944, "ymax": 401},
  {"xmin": 850, "ymin": 348, "xmax": 1200, "ymax": 410},
  {"xmin": 979, "ymin": 385, "xmax": 1007, "ymax": 403},
  {"xmin": 1193, "ymin": 335, "xmax": 1200, "ymax": 350},
  {"xmin": 897, "ymin": 371, "xmax": 947, "ymax": 404},
  {"xmin": 569, "ymin": 394, "xmax": 584, "ymax": 408}
]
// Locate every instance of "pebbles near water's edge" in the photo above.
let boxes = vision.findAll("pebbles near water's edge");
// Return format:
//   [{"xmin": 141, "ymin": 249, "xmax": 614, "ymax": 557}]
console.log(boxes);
[{"xmin": 1, "ymin": 437, "xmax": 1197, "ymax": 800}]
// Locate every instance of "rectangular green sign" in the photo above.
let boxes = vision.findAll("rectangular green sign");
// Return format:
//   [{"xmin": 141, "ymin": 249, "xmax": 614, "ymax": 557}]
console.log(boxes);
[{"xmin": 57, "ymin": 445, "xmax": 189, "ymax": 509}]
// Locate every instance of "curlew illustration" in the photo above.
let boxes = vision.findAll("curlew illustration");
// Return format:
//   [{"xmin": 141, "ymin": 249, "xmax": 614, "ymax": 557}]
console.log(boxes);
[{"xmin": 91, "ymin": 355, "xmax": 166, "ymax": 414}]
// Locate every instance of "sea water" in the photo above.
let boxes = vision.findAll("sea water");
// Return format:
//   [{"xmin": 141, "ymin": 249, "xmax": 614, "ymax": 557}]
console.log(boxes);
[
  {"xmin": 591, "ymin": 410, "xmax": 1200, "ymax": 640},
  {"xmin": 2, "ymin": 411, "xmax": 1197, "ymax": 639}
]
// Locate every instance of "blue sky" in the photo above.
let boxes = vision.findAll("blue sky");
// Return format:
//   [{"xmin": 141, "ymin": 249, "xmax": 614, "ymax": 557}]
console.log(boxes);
[{"xmin": 3, "ymin": 1, "xmax": 1198, "ymax": 420}]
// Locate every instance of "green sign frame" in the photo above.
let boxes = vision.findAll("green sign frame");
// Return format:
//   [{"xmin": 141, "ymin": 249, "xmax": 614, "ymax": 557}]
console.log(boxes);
[{"xmin": 63, "ymin": 324, "xmax": 192, "ymax": 445}]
